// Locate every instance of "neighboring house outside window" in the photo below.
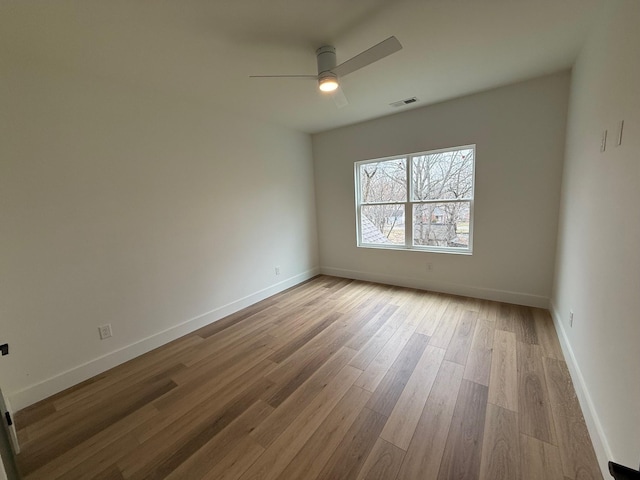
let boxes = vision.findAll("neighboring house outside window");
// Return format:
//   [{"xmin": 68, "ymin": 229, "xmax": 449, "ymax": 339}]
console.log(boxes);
[{"xmin": 354, "ymin": 145, "xmax": 475, "ymax": 254}]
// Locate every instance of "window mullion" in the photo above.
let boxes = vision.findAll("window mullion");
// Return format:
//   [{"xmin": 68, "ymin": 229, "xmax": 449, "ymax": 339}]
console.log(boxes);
[
  {"xmin": 406, "ymin": 156, "xmax": 412, "ymax": 247},
  {"xmin": 361, "ymin": 201, "xmax": 406, "ymax": 206}
]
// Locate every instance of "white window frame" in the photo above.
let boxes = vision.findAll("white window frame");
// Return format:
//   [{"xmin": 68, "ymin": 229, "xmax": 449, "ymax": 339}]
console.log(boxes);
[{"xmin": 354, "ymin": 144, "xmax": 475, "ymax": 255}]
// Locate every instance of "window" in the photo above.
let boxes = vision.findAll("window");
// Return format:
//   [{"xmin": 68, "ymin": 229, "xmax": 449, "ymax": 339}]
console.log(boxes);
[{"xmin": 355, "ymin": 145, "xmax": 475, "ymax": 254}]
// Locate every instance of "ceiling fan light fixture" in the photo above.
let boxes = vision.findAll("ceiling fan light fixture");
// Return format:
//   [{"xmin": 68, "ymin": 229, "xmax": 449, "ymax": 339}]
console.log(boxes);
[{"xmin": 319, "ymin": 76, "xmax": 339, "ymax": 92}]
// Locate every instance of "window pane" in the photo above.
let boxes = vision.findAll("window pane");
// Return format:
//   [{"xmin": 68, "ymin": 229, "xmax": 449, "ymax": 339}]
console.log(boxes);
[
  {"xmin": 413, "ymin": 202, "xmax": 471, "ymax": 248},
  {"xmin": 412, "ymin": 149, "xmax": 474, "ymax": 201},
  {"xmin": 359, "ymin": 158, "xmax": 407, "ymax": 203},
  {"xmin": 361, "ymin": 205, "xmax": 405, "ymax": 245}
]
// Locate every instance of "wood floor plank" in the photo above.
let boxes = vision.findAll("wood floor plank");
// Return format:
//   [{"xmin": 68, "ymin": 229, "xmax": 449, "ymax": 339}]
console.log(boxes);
[
  {"xmin": 195, "ymin": 300, "xmax": 279, "ymax": 339},
  {"xmin": 277, "ymin": 385, "xmax": 371, "ymax": 480},
  {"xmin": 470, "ymin": 317, "xmax": 496, "ymax": 351},
  {"xmin": 23, "ymin": 358, "xmax": 185, "ymax": 446},
  {"xmin": 120, "ymin": 377, "xmax": 276, "ymax": 479},
  {"xmin": 265, "ymin": 304, "xmax": 313, "ymax": 334},
  {"xmin": 43, "ymin": 434, "xmax": 135, "ymax": 480},
  {"xmin": 463, "ymin": 318, "xmax": 495, "ymax": 386},
  {"xmin": 267, "ymin": 311, "xmax": 339, "ymax": 363},
  {"xmin": 251, "ymin": 346, "xmax": 357, "ymax": 448},
  {"xmin": 332, "ymin": 282, "xmax": 378, "ymax": 313},
  {"xmin": 51, "ymin": 334, "xmax": 202, "ymax": 413},
  {"xmin": 353, "ymin": 320, "xmax": 420, "ymax": 393},
  {"xmin": 343, "ymin": 299, "xmax": 388, "ymax": 332},
  {"xmin": 270, "ymin": 277, "xmax": 326, "ymax": 306},
  {"xmin": 26, "ymin": 434, "xmax": 135, "ymax": 480},
  {"xmin": 15, "ymin": 401, "xmax": 56, "ymax": 441},
  {"xmin": 422, "ymin": 293, "xmax": 452, "ymax": 333},
  {"xmin": 136, "ymin": 358, "xmax": 276, "ymax": 443},
  {"xmin": 18, "ymin": 377, "xmax": 177, "ymax": 476},
  {"xmin": 464, "ymin": 347, "xmax": 493, "ymax": 386},
  {"xmin": 437, "ymin": 379, "xmax": 489, "ymax": 480},
  {"xmin": 161, "ymin": 400, "xmax": 274, "ymax": 480},
  {"xmin": 533, "ymin": 308, "xmax": 563, "ymax": 359},
  {"xmin": 478, "ymin": 299, "xmax": 499, "ymax": 322},
  {"xmin": 263, "ymin": 327, "xmax": 354, "ymax": 408},
  {"xmin": 349, "ymin": 316, "xmax": 402, "ymax": 371},
  {"xmin": 518, "ymin": 342, "xmax": 557, "ymax": 444},
  {"xmin": 184, "ymin": 313, "xmax": 277, "ymax": 369},
  {"xmin": 479, "ymin": 403, "xmax": 520, "ymax": 480},
  {"xmin": 444, "ymin": 309, "xmax": 477, "ymax": 365},
  {"xmin": 315, "ymin": 407, "xmax": 388, "ymax": 480},
  {"xmin": 496, "ymin": 303, "xmax": 517, "ymax": 333},
  {"xmin": 94, "ymin": 465, "xmax": 125, "ymax": 479},
  {"xmin": 240, "ymin": 365, "xmax": 362, "ymax": 480},
  {"xmin": 543, "ymin": 358, "xmax": 602, "ymax": 480},
  {"xmin": 265, "ymin": 306, "xmax": 341, "ymax": 352},
  {"xmin": 520, "ymin": 434, "xmax": 565, "ymax": 480},
  {"xmin": 365, "ymin": 333, "xmax": 430, "ymax": 416},
  {"xmin": 513, "ymin": 305, "xmax": 539, "ymax": 345},
  {"xmin": 265, "ymin": 319, "xmax": 349, "ymax": 386},
  {"xmin": 429, "ymin": 302, "xmax": 461, "ymax": 349},
  {"xmin": 15, "ymin": 277, "xmax": 603, "ymax": 480},
  {"xmin": 196, "ymin": 303, "xmax": 279, "ymax": 343},
  {"xmin": 347, "ymin": 304, "xmax": 399, "ymax": 351},
  {"xmin": 380, "ymin": 344, "xmax": 445, "ymax": 450},
  {"xmin": 457, "ymin": 294, "xmax": 483, "ymax": 312},
  {"xmin": 396, "ymin": 360, "xmax": 465, "ymax": 480},
  {"xmin": 200, "ymin": 435, "xmax": 264, "ymax": 480},
  {"xmin": 356, "ymin": 438, "xmax": 405, "ymax": 480},
  {"xmin": 488, "ymin": 329, "xmax": 518, "ymax": 412},
  {"xmin": 413, "ymin": 293, "xmax": 439, "ymax": 337},
  {"xmin": 169, "ymin": 336, "xmax": 273, "ymax": 387},
  {"xmin": 23, "ymin": 404, "xmax": 158, "ymax": 480}
]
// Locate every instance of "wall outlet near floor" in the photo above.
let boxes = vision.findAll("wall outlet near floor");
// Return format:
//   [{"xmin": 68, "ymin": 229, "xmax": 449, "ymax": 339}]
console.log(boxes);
[
  {"xmin": 275, "ymin": 266, "xmax": 281, "ymax": 276},
  {"xmin": 569, "ymin": 310, "xmax": 574, "ymax": 327},
  {"xmin": 426, "ymin": 262, "xmax": 433, "ymax": 271},
  {"xmin": 98, "ymin": 324, "xmax": 113, "ymax": 340}
]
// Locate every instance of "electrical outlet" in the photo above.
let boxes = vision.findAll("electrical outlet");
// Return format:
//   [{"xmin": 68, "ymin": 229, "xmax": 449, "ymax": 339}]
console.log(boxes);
[
  {"xmin": 98, "ymin": 324, "xmax": 113, "ymax": 340},
  {"xmin": 426, "ymin": 263, "xmax": 433, "ymax": 271},
  {"xmin": 569, "ymin": 311, "xmax": 574, "ymax": 327},
  {"xmin": 275, "ymin": 266, "xmax": 281, "ymax": 276}
]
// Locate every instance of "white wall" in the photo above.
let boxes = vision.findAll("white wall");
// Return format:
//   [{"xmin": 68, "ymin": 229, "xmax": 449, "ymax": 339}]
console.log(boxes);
[
  {"xmin": 312, "ymin": 73, "xmax": 570, "ymax": 307},
  {"xmin": 552, "ymin": 0, "xmax": 640, "ymax": 471},
  {"xmin": 0, "ymin": 63, "xmax": 318, "ymax": 410}
]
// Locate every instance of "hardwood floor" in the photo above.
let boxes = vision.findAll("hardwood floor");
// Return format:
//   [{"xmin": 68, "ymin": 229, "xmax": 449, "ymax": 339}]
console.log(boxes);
[{"xmin": 14, "ymin": 276, "xmax": 603, "ymax": 479}]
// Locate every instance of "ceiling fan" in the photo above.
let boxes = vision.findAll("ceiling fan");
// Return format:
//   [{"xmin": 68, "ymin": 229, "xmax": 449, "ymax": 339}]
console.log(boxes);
[{"xmin": 250, "ymin": 36, "xmax": 402, "ymax": 108}]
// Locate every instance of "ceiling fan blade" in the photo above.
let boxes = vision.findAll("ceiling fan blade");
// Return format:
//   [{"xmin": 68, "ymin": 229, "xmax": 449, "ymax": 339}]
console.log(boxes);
[
  {"xmin": 331, "ymin": 85, "xmax": 349, "ymax": 109},
  {"xmin": 249, "ymin": 74, "xmax": 317, "ymax": 78},
  {"xmin": 333, "ymin": 36, "xmax": 402, "ymax": 78}
]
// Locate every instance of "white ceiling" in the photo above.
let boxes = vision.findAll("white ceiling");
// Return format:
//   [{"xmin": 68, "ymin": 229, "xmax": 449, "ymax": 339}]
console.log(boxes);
[{"xmin": 1, "ymin": 0, "xmax": 604, "ymax": 133}]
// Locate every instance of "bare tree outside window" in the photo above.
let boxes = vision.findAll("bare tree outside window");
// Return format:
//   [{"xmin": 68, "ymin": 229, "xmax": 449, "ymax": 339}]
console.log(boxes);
[
  {"xmin": 356, "ymin": 145, "xmax": 475, "ymax": 253},
  {"xmin": 359, "ymin": 159, "xmax": 406, "ymax": 244},
  {"xmin": 412, "ymin": 149, "xmax": 474, "ymax": 248}
]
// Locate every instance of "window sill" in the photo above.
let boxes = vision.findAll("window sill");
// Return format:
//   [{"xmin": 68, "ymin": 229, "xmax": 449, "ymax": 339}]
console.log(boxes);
[{"xmin": 357, "ymin": 243, "xmax": 473, "ymax": 255}]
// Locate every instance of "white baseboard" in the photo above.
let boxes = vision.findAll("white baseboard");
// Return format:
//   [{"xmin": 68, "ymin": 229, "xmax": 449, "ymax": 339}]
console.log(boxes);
[
  {"xmin": 320, "ymin": 266, "xmax": 549, "ymax": 308},
  {"xmin": 9, "ymin": 268, "xmax": 319, "ymax": 412},
  {"xmin": 549, "ymin": 301, "xmax": 612, "ymax": 479}
]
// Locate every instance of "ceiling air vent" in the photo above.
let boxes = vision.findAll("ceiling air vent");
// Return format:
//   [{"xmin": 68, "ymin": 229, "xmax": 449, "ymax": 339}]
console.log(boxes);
[{"xmin": 390, "ymin": 97, "xmax": 418, "ymax": 108}]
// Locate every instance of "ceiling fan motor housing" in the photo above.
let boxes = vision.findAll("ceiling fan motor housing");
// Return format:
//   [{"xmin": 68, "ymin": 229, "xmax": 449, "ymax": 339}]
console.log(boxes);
[{"xmin": 316, "ymin": 45, "xmax": 337, "ymax": 79}]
